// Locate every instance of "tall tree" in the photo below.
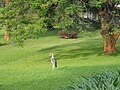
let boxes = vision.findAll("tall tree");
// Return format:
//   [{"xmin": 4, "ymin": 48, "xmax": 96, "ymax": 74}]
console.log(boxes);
[
  {"xmin": 0, "ymin": 0, "xmax": 48, "ymax": 45},
  {"xmin": 2, "ymin": 0, "xmax": 12, "ymax": 41},
  {"xmin": 88, "ymin": 0, "xmax": 120, "ymax": 54},
  {"xmin": 0, "ymin": 0, "xmax": 120, "ymax": 54},
  {"xmin": 0, "ymin": 0, "xmax": 11, "ymax": 41},
  {"xmin": 56, "ymin": 0, "xmax": 119, "ymax": 54}
]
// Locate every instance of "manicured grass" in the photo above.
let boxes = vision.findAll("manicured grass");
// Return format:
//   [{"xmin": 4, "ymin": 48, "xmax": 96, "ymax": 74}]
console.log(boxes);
[{"xmin": 0, "ymin": 30, "xmax": 120, "ymax": 90}]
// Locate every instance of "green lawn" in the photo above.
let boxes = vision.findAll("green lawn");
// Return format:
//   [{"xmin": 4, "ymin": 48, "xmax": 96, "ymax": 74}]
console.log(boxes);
[{"xmin": 0, "ymin": 30, "xmax": 120, "ymax": 90}]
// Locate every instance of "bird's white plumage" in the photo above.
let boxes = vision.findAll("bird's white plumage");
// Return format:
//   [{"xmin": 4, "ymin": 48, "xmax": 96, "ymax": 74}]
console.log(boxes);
[
  {"xmin": 51, "ymin": 54, "xmax": 55, "ymax": 63},
  {"xmin": 51, "ymin": 53, "xmax": 57, "ymax": 70}
]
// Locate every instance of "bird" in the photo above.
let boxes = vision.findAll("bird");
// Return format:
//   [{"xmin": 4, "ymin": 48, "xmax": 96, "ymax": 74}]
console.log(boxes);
[{"xmin": 51, "ymin": 53, "xmax": 57, "ymax": 70}]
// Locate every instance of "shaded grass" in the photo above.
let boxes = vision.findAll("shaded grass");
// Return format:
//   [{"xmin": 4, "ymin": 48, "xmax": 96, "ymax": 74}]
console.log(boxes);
[{"xmin": 0, "ymin": 30, "xmax": 120, "ymax": 90}]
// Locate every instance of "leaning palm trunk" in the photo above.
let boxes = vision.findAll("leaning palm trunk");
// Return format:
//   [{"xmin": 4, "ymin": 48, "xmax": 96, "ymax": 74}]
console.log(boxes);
[{"xmin": 100, "ymin": 8, "xmax": 119, "ymax": 54}]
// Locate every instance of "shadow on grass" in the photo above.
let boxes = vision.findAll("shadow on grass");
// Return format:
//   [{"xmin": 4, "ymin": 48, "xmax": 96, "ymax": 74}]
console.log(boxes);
[
  {"xmin": 38, "ymin": 39, "xmax": 120, "ymax": 60},
  {"xmin": 38, "ymin": 30, "xmax": 59, "ymax": 38},
  {"xmin": 0, "ymin": 85, "xmax": 3, "ymax": 90},
  {"xmin": 37, "ymin": 38, "xmax": 120, "ymax": 60},
  {"xmin": 37, "ymin": 39, "xmax": 101, "ymax": 59},
  {"xmin": 0, "ymin": 43, "xmax": 8, "ymax": 46},
  {"xmin": 0, "ymin": 41, "xmax": 9, "ymax": 46}
]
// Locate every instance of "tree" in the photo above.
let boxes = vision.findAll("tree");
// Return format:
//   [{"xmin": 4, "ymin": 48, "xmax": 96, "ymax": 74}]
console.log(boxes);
[
  {"xmin": 87, "ymin": 0, "xmax": 120, "ymax": 54},
  {"xmin": 1, "ymin": 0, "xmax": 12, "ymax": 41},
  {"xmin": 0, "ymin": 0, "xmax": 48, "ymax": 45},
  {"xmin": 0, "ymin": 0, "xmax": 120, "ymax": 54},
  {"xmin": 54, "ymin": 0, "xmax": 120, "ymax": 54},
  {"xmin": 0, "ymin": 0, "xmax": 83, "ymax": 45}
]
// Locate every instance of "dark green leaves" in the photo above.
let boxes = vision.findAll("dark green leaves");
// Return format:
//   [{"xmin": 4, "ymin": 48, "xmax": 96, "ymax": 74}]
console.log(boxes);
[{"xmin": 65, "ymin": 70, "xmax": 120, "ymax": 90}]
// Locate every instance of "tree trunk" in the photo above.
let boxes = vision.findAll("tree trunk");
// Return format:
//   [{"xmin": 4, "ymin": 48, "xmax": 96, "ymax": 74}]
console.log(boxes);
[
  {"xmin": 3, "ymin": 0, "xmax": 11, "ymax": 41},
  {"xmin": 4, "ymin": 20, "xmax": 9, "ymax": 41},
  {"xmin": 100, "ymin": 8, "xmax": 119, "ymax": 54},
  {"xmin": 103, "ymin": 31, "xmax": 119, "ymax": 54}
]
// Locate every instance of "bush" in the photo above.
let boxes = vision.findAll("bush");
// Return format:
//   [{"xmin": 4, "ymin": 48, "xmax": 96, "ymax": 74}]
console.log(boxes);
[
  {"xmin": 64, "ymin": 70, "xmax": 120, "ymax": 90},
  {"xmin": 59, "ymin": 31, "xmax": 78, "ymax": 39},
  {"xmin": 0, "ymin": 40, "xmax": 8, "ymax": 46}
]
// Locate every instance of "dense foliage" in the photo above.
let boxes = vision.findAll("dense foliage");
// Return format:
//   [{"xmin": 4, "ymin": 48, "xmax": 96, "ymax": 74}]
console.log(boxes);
[
  {"xmin": 0, "ymin": 0, "xmax": 120, "ymax": 45},
  {"xmin": 0, "ymin": 0, "xmax": 48, "ymax": 45},
  {"xmin": 65, "ymin": 70, "xmax": 120, "ymax": 90}
]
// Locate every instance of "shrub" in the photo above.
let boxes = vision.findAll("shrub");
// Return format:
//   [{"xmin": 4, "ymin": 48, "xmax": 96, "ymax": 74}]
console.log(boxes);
[
  {"xmin": 0, "ymin": 40, "xmax": 8, "ymax": 46},
  {"xmin": 59, "ymin": 31, "xmax": 78, "ymax": 39},
  {"xmin": 64, "ymin": 70, "xmax": 120, "ymax": 90}
]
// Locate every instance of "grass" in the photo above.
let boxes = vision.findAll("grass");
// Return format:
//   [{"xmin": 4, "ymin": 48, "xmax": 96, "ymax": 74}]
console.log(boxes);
[{"xmin": 0, "ymin": 30, "xmax": 120, "ymax": 90}]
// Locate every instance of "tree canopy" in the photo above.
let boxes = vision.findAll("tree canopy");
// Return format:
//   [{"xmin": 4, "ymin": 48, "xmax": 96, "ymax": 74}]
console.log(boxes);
[{"xmin": 0, "ymin": 0, "xmax": 120, "ymax": 48}]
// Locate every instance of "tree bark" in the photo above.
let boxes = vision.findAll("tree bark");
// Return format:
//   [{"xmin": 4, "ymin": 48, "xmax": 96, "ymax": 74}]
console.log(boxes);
[
  {"xmin": 3, "ymin": 0, "xmax": 11, "ymax": 41},
  {"xmin": 4, "ymin": 20, "xmax": 9, "ymax": 41},
  {"xmin": 100, "ymin": 8, "xmax": 119, "ymax": 54}
]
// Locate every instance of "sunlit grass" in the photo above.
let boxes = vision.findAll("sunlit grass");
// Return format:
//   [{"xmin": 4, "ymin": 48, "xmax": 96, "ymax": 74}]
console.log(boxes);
[{"xmin": 0, "ymin": 30, "xmax": 120, "ymax": 90}]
